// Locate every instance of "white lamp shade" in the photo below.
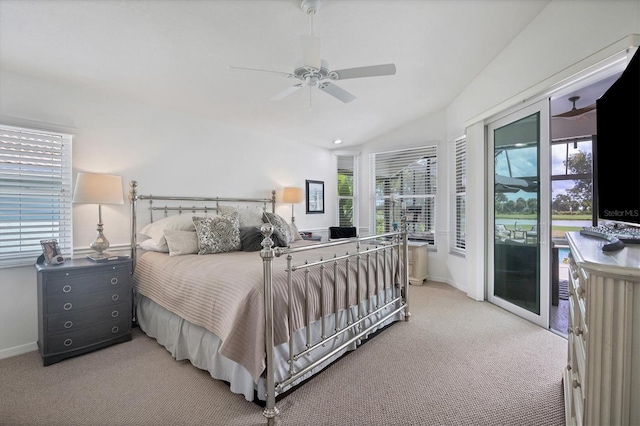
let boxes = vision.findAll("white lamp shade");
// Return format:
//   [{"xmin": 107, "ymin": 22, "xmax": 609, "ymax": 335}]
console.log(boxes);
[
  {"xmin": 282, "ymin": 187, "xmax": 304, "ymax": 204},
  {"xmin": 72, "ymin": 173, "xmax": 124, "ymax": 205}
]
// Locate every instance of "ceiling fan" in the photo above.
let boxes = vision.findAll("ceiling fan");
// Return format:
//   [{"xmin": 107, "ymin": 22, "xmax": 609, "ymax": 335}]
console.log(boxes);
[
  {"xmin": 553, "ymin": 96, "xmax": 596, "ymax": 118},
  {"xmin": 229, "ymin": 0, "xmax": 396, "ymax": 104}
]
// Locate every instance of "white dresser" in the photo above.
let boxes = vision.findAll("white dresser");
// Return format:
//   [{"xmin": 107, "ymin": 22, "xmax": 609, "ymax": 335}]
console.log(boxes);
[{"xmin": 564, "ymin": 232, "xmax": 640, "ymax": 426}]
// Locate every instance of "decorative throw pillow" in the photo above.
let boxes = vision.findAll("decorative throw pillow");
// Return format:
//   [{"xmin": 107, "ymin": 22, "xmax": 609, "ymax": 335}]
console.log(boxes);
[
  {"xmin": 139, "ymin": 214, "xmax": 196, "ymax": 247},
  {"xmin": 164, "ymin": 230, "xmax": 198, "ymax": 256},
  {"xmin": 239, "ymin": 226, "xmax": 288, "ymax": 252},
  {"xmin": 193, "ymin": 212, "xmax": 240, "ymax": 254},
  {"xmin": 263, "ymin": 212, "xmax": 293, "ymax": 243},
  {"xmin": 289, "ymin": 221, "xmax": 303, "ymax": 241}
]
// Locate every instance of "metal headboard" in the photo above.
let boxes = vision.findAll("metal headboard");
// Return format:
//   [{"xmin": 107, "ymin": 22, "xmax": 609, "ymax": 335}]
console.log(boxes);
[{"xmin": 128, "ymin": 180, "xmax": 276, "ymax": 265}]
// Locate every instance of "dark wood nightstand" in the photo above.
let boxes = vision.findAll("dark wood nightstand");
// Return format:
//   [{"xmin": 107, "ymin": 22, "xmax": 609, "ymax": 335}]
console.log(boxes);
[{"xmin": 35, "ymin": 258, "xmax": 133, "ymax": 366}]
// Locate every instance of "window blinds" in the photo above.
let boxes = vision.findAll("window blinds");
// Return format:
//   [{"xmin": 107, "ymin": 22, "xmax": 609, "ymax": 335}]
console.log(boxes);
[
  {"xmin": 450, "ymin": 137, "xmax": 466, "ymax": 255},
  {"xmin": 371, "ymin": 146, "xmax": 437, "ymax": 245},
  {"xmin": 337, "ymin": 155, "xmax": 356, "ymax": 227},
  {"xmin": 0, "ymin": 125, "xmax": 73, "ymax": 267}
]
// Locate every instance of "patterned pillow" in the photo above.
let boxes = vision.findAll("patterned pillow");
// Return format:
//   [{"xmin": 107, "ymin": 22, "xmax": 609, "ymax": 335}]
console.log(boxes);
[
  {"xmin": 289, "ymin": 221, "xmax": 303, "ymax": 241},
  {"xmin": 263, "ymin": 212, "xmax": 293, "ymax": 243},
  {"xmin": 193, "ymin": 212, "xmax": 240, "ymax": 254}
]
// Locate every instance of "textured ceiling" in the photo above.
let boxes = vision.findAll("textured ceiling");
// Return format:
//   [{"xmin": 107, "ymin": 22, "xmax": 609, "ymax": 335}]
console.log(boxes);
[{"xmin": 0, "ymin": 0, "xmax": 553, "ymax": 148}]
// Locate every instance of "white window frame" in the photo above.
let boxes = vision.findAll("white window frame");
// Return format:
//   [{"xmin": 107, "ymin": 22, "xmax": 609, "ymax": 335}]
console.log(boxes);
[
  {"xmin": 449, "ymin": 136, "xmax": 466, "ymax": 256},
  {"xmin": 371, "ymin": 145, "xmax": 437, "ymax": 247},
  {"xmin": 0, "ymin": 124, "xmax": 73, "ymax": 268},
  {"xmin": 336, "ymin": 154, "xmax": 358, "ymax": 228}
]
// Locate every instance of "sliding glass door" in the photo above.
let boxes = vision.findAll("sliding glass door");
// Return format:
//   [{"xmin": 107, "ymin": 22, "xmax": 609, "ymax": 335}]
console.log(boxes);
[{"xmin": 487, "ymin": 99, "xmax": 550, "ymax": 328}]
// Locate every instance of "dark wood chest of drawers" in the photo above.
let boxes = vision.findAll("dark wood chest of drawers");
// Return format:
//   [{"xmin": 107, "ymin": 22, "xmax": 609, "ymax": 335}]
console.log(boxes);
[{"xmin": 35, "ymin": 258, "xmax": 133, "ymax": 366}]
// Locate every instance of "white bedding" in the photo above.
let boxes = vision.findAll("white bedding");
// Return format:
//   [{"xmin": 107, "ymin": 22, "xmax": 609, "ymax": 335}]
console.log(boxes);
[
  {"xmin": 137, "ymin": 290, "xmax": 400, "ymax": 401},
  {"xmin": 133, "ymin": 241, "xmax": 402, "ymax": 380}
]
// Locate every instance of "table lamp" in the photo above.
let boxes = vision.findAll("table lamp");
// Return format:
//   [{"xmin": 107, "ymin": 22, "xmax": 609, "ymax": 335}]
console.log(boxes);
[
  {"xmin": 282, "ymin": 187, "xmax": 304, "ymax": 223},
  {"xmin": 72, "ymin": 173, "xmax": 124, "ymax": 260}
]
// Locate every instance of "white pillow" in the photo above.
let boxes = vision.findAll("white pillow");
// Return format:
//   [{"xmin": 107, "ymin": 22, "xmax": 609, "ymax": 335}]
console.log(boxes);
[
  {"xmin": 164, "ymin": 230, "xmax": 199, "ymax": 257},
  {"xmin": 139, "ymin": 214, "xmax": 196, "ymax": 246},
  {"xmin": 138, "ymin": 238, "xmax": 169, "ymax": 253}
]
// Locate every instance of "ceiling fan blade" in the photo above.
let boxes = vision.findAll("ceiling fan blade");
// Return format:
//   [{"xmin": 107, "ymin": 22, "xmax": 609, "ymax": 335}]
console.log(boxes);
[
  {"xmin": 553, "ymin": 103, "xmax": 596, "ymax": 118},
  {"xmin": 300, "ymin": 35, "xmax": 321, "ymax": 70},
  {"xmin": 317, "ymin": 82, "xmax": 356, "ymax": 103},
  {"xmin": 270, "ymin": 84, "xmax": 304, "ymax": 101},
  {"xmin": 228, "ymin": 66, "xmax": 293, "ymax": 78},
  {"xmin": 330, "ymin": 63, "xmax": 396, "ymax": 80}
]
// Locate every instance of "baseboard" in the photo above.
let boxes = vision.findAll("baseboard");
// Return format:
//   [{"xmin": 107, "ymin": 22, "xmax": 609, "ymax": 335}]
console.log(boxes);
[{"xmin": 0, "ymin": 341, "xmax": 38, "ymax": 360}]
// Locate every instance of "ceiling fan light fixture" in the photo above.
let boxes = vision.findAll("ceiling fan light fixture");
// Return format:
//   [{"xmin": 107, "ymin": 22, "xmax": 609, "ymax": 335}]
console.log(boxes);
[
  {"xmin": 301, "ymin": 0, "xmax": 321, "ymax": 15},
  {"xmin": 553, "ymin": 95, "xmax": 596, "ymax": 118},
  {"xmin": 229, "ymin": 0, "xmax": 395, "ymax": 104}
]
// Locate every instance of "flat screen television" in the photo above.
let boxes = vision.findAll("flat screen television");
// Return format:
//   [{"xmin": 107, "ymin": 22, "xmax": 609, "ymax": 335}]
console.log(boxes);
[{"xmin": 593, "ymin": 47, "xmax": 640, "ymax": 227}]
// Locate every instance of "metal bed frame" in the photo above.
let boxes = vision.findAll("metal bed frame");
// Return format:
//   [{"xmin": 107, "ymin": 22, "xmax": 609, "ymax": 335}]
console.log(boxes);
[{"xmin": 128, "ymin": 181, "xmax": 410, "ymax": 425}]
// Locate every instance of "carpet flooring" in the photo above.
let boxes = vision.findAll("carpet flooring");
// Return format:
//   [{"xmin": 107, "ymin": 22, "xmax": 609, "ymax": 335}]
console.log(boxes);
[{"xmin": 0, "ymin": 282, "xmax": 567, "ymax": 426}]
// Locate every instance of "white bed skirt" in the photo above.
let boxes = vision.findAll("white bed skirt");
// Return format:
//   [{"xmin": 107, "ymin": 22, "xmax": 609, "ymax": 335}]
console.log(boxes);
[{"xmin": 137, "ymin": 291, "xmax": 402, "ymax": 401}]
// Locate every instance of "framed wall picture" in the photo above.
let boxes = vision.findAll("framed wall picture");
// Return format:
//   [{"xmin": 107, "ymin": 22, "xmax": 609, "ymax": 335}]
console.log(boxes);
[
  {"xmin": 306, "ymin": 180, "xmax": 324, "ymax": 214},
  {"xmin": 40, "ymin": 239, "xmax": 62, "ymax": 265}
]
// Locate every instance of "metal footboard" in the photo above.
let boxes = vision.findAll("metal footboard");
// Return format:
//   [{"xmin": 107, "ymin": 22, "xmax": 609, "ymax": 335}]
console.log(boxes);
[
  {"xmin": 128, "ymin": 181, "xmax": 410, "ymax": 425},
  {"xmin": 260, "ymin": 221, "xmax": 410, "ymax": 425}
]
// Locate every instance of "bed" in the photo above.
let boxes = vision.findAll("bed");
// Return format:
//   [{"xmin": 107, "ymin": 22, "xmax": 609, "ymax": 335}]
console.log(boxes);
[{"xmin": 128, "ymin": 181, "xmax": 411, "ymax": 424}]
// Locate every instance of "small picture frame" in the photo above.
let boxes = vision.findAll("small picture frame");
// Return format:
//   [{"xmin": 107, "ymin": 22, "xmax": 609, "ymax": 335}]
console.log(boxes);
[
  {"xmin": 40, "ymin": 239, "xmax": 62, "ymax": 265},
  {"xmin": 306, "ymin": 180, "xmax": 324, "ymax": 214}
]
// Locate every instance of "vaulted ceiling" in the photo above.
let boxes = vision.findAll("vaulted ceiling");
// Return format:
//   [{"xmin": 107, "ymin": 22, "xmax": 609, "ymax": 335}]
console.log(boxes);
[{"xmin": 0, "ymin": 0, "xmax": 552, "ymax": 148}]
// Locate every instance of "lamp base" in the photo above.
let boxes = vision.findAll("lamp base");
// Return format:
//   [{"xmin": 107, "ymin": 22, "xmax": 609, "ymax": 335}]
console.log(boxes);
[
  {"xmin": 86, "ymin": 251, "xmax": 117, "ymax": 262},
  {"xmin": 87, "ymin": 222, "xmax": 111, "ymax": 261}
]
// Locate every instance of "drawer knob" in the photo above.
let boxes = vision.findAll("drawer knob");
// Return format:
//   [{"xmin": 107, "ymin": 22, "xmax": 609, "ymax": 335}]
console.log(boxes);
[
  {"xmin": 63, "ymin": 338, "xmax": 73, "ymax": 347},
  {"xmin": 64, "ymin": 320, "xmax": 73, "ymax": 329},
  {"xmin": 111, "ymin": 326, "xmax": 119, "ymax": 333},
  {"xmin": 63, "ymin": 302, "xmax": 73, "ymax": 311},
  {"xmin": 112, "ymin": 294, "xmax": 119, "ymax": 301},
  {"xmin": 572, "ymin": 379, "xmax": 580, "ymax": 389},
  {"xmin": 62, "ymin": 285, "xmax": 72, "ymax": 293},
  {"xmin": 111, "ymin": 310, "xmax": 119, "ymax": 318},
  {"xmin": 111, "ymin": 277, "xmax": 118, "ymax": 285},
  {"xmin": 575, "ymin": 327, "xmax": 583, "ymax": 336}
]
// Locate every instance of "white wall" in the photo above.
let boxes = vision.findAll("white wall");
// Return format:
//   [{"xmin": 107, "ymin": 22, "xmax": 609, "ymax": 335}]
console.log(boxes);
[
  {"xmin": 0, "ymin": 69, "xmax": 337, "ymax": 357},
  {"xmin": 359, "ymin": 0, "xmax": 639, "ymax": 298},
  {"xmin": 356, "ymin": 110, "xmax": 451, "ymax": 284},
  {"xmin": 445, "ymin": 0, "xmax": 639, "ymax": 300}
]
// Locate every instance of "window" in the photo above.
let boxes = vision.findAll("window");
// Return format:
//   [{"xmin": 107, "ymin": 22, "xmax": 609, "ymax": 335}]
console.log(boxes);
[
  {"xmin": 0, "ymin": 125, "xmax": 73, "ymax": 268},
  {"xmin": 450, "ymin": 137, "xmax": 466, "ymax": 255},
  {"xmin": 551, "ymin": 136, "xmax": 593, "ymax": 215},
  {"xmin": 371, "ymin": 145, "xmax": 437, "ymax": 246},
  {"xmin": 337, "ymin": 154, "xmax": 357, "ymax": 227}
]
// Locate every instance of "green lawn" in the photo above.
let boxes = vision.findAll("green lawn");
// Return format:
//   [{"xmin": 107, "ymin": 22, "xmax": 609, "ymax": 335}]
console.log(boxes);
[{"xmin": 497, "ymin": 213, "xmax": 589, "ymax": 238}]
